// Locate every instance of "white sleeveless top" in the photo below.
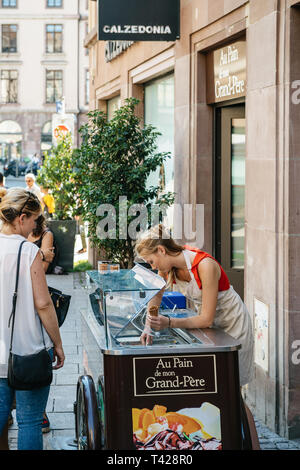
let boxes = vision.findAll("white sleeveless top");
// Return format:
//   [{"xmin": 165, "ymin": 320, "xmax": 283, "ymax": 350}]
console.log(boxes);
[
  {"xmin": 0, "ymin": 233, "xmax": 53, "ymax": 378},
  {"xmin": 173, "ymin": 250, "xmax": 254, "ymax": 386}
]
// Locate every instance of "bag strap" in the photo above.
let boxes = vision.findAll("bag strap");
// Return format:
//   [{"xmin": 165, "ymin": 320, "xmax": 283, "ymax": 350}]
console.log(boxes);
[
  {"xmin": 8, "ymin": 240, "xmax": 26, "ymax": 352},
  {"xmin": 8, "ymin": 240, "xmax": 46, "ymax": 352}
]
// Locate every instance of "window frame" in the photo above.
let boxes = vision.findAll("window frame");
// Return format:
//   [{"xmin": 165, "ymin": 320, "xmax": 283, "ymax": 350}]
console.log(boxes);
[
  {"xmin": 46, "ymin": 0, "xmax": 63, "ymax": 8},
  {"xmin": 0, "ymin": 69, "xmax": 18, "ymax": 104},
  {"xmin": 1, "ymin": 0, "xmax": 17, "ymax": 8},
  {"xmin": 46, "ymin": 24, "xmax": 63, "ymax": 54},
  {"xmin": 1, "ymin": 24, "xmax": 18, "ymax": 53},
  {"xmin": 45, "ymin": 69, "xmax": 63, "ymax": 104}
]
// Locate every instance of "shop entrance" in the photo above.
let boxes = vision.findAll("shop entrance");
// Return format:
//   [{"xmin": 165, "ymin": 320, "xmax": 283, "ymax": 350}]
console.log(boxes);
[{"xmin": 215, "ymin": 104, "xmax": 245, "ymax": 299}]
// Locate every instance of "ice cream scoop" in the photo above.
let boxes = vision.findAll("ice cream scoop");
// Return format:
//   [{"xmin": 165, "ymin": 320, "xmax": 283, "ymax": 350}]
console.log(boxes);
[{"xmin": 149, "ymin": 305, "xmax": 159, "ymax": 317}]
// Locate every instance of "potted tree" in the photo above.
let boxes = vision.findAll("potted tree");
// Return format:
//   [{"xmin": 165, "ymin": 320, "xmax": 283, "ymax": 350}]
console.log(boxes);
[
  {"xmin": 73, "ymin": 98, "xmax": 174, "ymax": 269},
  {"xmin": 37, "ymin": 132, "xmax": 77, "ymax": 271}
]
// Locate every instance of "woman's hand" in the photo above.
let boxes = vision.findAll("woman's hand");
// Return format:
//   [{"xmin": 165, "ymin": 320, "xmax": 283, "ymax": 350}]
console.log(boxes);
[
  {"xmin": 52, "ymin": 344, "xmax": 65, "ymax": 370},
  {"xmin": 140, "ymin": 324, "xmax": 153, "ymax": 346},
  {"xmin": 42, "ymin": 247, "xmax": 55, "ymax": 263},
  {"xmin": 146, "ymin": 314, "xmax": 170, "ymax": 331},
  {"xmin": 140, "ymin": 331, "xmax": 153, "ymax": 346}
]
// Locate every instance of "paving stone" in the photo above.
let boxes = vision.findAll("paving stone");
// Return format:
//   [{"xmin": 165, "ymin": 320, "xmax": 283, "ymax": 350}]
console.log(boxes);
[
  {"xmin": 260, "ymin": 443, "xmax": 278, "ymax": 450},
  {"xmin": 53, "ymin": 397, "xmax": 75, "ymax": 412},
  {"xmin": 54, "ymin": 362, "xmax": 79, "ymax": 374},
  {"xmin": 275, "ymin": 442, "xmax": 291, "ymax": 450},
  {"xmin": 45, "ymin": 412, "xmax": 75, "ymax": 430},
  {"xmin": 56, "ymin": 373, "xmax": 79, "ymax": 385}
]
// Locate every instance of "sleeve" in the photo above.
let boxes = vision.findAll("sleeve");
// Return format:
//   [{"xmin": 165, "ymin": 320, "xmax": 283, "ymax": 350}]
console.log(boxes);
[{"xmin": 25, "ymin": 241, "xmax": 40, "ymax": 266}]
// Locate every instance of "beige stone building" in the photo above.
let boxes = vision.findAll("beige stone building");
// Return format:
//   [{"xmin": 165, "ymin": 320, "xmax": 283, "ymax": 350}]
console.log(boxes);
[
  {"xmin": 0, "ymin": 0, "xmax": 89, "ymax": 162},
  {"xmin": 85, "ymin": 0, "xmax": 300, "ymax": 439}
]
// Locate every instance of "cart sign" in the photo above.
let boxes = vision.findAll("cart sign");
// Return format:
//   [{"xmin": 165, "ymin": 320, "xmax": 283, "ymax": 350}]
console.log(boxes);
[
  {"xmin": 133, "ymin": 355, "xmax": 217, "ymax": 397},
  {"xmin": 98, "ymin": 0, "xmax": 180, "ymax": 42}
]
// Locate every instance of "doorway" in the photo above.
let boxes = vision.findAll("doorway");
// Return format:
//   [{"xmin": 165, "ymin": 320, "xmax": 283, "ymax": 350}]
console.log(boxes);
[{"xmin": 215, "ymin": 104, "xmax": 245, "ymax": 299}]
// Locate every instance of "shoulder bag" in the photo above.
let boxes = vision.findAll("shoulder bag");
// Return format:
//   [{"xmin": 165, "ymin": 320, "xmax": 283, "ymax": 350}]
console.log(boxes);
[
  {"xmin": 48, "ymin": 287, "xmax": 71, "ymax": 327},
  {"xmin": 7, "ymin": 241, "xmax": 53, "ymax": 390}
]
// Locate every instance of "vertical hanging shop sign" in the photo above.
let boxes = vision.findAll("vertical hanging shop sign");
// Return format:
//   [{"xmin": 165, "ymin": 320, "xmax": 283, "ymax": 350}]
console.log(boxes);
[
  {"xmin": 98, "ymin": 0, "xmax": 180, "ymax": 42},
  {"xmin": 206, "ymin": 40, "xmax": 246, "ymax": 104}
]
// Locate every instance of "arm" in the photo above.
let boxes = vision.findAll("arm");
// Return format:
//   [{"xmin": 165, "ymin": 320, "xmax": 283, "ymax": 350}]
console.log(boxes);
[
  {"xmin": 140, "ymin": 270, "xmax": 166, "ymax": 345},
  {"xmin": 40, "ymin": 231, "xmax": 54, "ymax": 273},
  {"xmin": 147, "ymin": 258, "xmax": 220, "ymax": 331},
  {"xmin": 30, "ymin": 252, "xmax": 65, "ymax": 369}
]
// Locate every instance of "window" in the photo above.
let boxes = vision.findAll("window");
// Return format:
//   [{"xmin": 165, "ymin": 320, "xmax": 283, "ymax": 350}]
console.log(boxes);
[
  {"xmin": 144, "ymin": 74, "xmax": 174, "ymax": 194},
  {"xmin": 107, "ymin": 96, "xmax": 120, "ymax": 121},
  {"xmin": 1, "ymin": 0, "xmax": 17, "ymax": 7},
  {"xmin": 0, "ymin": 70, "xmax": 18, "ymax": 103},
  {"xmin": 41, "ymin": 121, "xmax": 52, "ymax": 153},
  {"xmin": 0, "ymin": 120, "xmax": 22, "ymax": 163},
  {"xmin": 1, "ymin": 25, "xmax": 17, "ymax": 53},
  {"xmin": 46, "ymin": 25, "xmax": 63, "ymax": 53},
  {"xmin": 47, "ymin": 0, "xmax": 62, "ymax": 7},
  {"xmin": 46, "ymin": 70, "xmax": 62, "ymax": 103}
]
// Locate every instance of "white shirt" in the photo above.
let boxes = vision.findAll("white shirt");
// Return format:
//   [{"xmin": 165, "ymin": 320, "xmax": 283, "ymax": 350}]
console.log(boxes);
[
  {"xmin": 0, "ymin": 234, "xmax": 53, "ymax": 377},
  {"xmin": 26, "ymin": 183, "xmax": 43, "ymax": 204}
]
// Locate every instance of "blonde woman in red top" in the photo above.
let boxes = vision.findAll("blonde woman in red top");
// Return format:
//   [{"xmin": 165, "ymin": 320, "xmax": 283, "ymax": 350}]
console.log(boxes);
[{"xmin": 135, "ymin": 224, "xmax": 254, "ymax": 387}]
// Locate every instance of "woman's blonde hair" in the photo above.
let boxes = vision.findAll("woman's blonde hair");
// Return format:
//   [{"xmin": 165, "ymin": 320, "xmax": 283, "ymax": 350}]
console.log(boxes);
[
  {"xmin": 0, "ymin": 187, "xmax": 7, "ymax": 200},
  {"xmin": 0, "ymin": 187, "xmax": 41, "ymax": 225},
  {"xmin": 135, "ymin": 224, "xmax": 184, "ymax": 287}
]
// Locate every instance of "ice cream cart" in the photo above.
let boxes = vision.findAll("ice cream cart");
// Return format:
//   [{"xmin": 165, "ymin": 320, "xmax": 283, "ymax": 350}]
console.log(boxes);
[{"xmin": 75, "ymin": 265, "xmax": 253, "ymax": 450}]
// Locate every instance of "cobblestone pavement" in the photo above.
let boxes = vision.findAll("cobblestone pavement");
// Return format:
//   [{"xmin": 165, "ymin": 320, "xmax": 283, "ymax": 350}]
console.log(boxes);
[{"xmin": 7, "ymin": 271, "xmax": 300, "ymax": 451}]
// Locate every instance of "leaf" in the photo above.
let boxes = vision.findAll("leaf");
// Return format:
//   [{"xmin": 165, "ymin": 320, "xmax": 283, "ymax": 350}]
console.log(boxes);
[{"xmin": 73, "ymin": 98, "xmax": 175, "ymax": 268}]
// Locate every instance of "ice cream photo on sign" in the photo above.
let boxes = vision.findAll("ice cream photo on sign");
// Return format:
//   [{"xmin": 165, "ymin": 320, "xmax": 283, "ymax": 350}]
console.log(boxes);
[{"xmin": 132, "ymin": 402, "xmax": 221, "ymax": 450}]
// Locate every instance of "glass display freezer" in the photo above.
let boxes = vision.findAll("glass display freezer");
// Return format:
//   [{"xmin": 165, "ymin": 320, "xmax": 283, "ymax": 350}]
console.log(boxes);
[{"xmin": 75, "ymin": 265, "xmax": 253, "ymax": 450}]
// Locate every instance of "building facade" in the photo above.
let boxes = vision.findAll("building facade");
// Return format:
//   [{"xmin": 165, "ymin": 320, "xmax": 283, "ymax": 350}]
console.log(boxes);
[
  {"xmin": 86, "ymin": 0, "xmax": 300, "ymax": 439},
  {"xmin": 0, "ymin": 0, "xmax": 89, "ymax": 163}
]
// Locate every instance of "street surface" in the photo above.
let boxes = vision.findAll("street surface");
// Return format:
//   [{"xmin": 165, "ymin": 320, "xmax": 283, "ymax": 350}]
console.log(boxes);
[{"xmin": 3, "ymin": 175, "xmax": 26, "ymax": 190}]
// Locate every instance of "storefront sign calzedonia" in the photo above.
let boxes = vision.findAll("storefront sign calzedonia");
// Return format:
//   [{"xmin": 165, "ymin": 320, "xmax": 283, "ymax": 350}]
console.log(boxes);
[
  {"xmin": 98, "ymin": 0, "xmax": 180, "ymax": 42},
  {"xmin": 206, "ymin": 40, "xmax": 246, "ymax": 104}
]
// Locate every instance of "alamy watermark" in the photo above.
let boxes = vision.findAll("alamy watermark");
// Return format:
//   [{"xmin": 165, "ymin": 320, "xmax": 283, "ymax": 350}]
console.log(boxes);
[
  {"xmin": 96, "ymin": 197, "xmax": 204, "ymax": 247},
  {"xmin": 291, "ymin": 80, "xmax": 300, "ymax": 105},
  {"xmin": 291, "ymin": 340, "xmax": 300, "ymax": 365}
]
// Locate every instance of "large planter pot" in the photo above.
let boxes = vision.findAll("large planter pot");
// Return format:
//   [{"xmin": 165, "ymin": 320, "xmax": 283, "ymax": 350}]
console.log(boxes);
[{"xmin": 47, "ymin": 219, "xmax": 76, "ymax": 271}]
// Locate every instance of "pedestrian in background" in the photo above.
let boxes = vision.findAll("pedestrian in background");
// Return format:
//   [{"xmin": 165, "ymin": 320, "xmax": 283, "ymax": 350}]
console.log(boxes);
[
  {"xmin": 0, "ymin": 188, "xmax": 65, "ymax": 450},
  {"xmin": 40, "ymin": 186, "xmax": 55, "ymax": 219},
  {"xmin": 25, "ymin": 173, "xmax": 43, "ymax": 206},
  {"xmin": 75, "ymin": 214, "xmax": 87, "ymax": 254},
  {"xmin": 28, "ymin": 214, "xmax": 57, "ymax": 274}
]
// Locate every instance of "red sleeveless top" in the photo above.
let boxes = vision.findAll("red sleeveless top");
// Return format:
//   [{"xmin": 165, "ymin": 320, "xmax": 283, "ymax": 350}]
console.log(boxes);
[{"xmin": 183, "ymin": 245, "xmax": 230, "ymax": 291}]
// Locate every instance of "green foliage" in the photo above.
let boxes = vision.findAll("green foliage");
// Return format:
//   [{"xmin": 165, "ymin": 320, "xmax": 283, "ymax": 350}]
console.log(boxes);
[
  {"xmin": 74, "ymin": 98, "xmax": 174, "ymax": 268},
  {"xmin": 37, "ymin": 132, "xmax": 77, "ymax": 220},
  {"xmin": 72, "ymin": 260, "xmax": 93, "ymax": 272}
]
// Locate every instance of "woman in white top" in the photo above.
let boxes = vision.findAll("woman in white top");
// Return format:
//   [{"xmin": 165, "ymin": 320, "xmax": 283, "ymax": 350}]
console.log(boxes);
[{"xmin": 0, "ymin": 188, "xmax": 65, "ymax": 450}]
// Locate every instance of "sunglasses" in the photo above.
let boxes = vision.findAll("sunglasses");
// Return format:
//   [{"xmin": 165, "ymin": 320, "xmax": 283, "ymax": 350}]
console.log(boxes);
[{"xmin": 19, "ymin": 192, "xmax": 38, "ymax": 215}]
